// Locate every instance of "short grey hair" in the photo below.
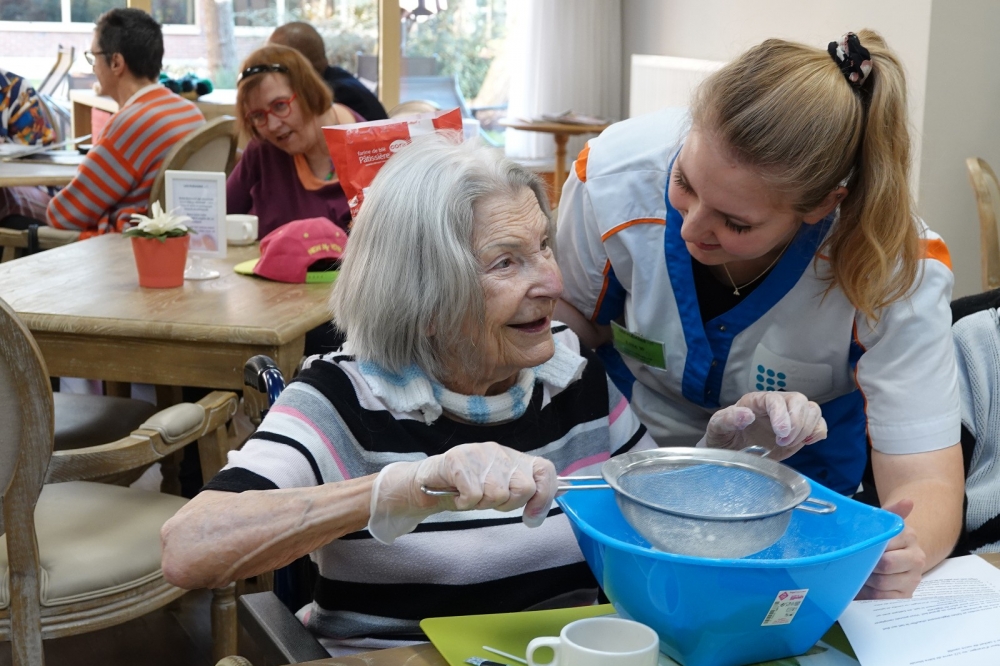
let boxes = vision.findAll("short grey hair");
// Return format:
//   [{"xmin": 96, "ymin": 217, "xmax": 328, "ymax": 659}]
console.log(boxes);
[{"xmin": 330, "ymin": 133, "xmax": 553, "ymax": 380}]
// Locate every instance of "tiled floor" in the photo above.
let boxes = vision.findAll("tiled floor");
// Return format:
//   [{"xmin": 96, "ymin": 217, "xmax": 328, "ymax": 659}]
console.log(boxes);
[{"xmin": 0, "ymin": 589, "xmax": 214, "ymax": 666}]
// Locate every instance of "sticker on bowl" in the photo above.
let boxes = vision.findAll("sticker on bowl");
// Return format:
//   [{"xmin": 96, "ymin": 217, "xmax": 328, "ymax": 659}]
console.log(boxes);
[{"xmin": 761, "ymin": 589, "xmax": 809, "ymax": 626}]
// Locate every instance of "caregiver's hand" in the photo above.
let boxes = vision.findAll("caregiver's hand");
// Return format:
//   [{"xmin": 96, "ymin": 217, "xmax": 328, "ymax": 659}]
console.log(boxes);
[
  {"xmin": 702, "ymin": 391, "xmax": 827, "ymax": 461},
  {"xmin": 856, "ymin": 500, "xmax": 925, "ymax": 600},
  {"xmin": 367, "ymin": 441, "xmax": 558, "ymax": 545}
]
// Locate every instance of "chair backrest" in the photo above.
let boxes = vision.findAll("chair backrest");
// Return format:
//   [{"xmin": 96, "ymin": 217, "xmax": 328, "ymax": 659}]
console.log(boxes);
[
  {"xmin": 35, "ymin": 93, "xmax": 70, "ymax": 144},
  {"xmin": 966, "ymin": 157, "xmax": 1000, "ymax": 291},
  {"xmin": 37, "ymin": 45, "xmax": 75, "ymax": 98},
  {"xmin": 0, "ymin": 296, "xmax": 54, "ymax": 663},
  {"xmin": 399, "ymin": 75, "xmax": 470, "ymax": 118},
  {"xmin": 387, "ymin": 99, "xmax": 440, "ymax": 118},
  {"xmin": 149, "ymin": 115, "xmax": 238, "ymax": 210}
]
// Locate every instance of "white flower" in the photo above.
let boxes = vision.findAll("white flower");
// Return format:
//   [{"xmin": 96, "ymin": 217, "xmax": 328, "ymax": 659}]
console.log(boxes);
[{"xmin": 128, "ymin": 202, "xmax": 192, "ymax": 236}]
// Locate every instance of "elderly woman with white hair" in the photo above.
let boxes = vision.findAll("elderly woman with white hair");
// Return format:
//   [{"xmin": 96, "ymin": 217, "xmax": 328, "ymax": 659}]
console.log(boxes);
[{"xmin": 161, "ymin": 135, "xmax": 826, "ymax": 655}]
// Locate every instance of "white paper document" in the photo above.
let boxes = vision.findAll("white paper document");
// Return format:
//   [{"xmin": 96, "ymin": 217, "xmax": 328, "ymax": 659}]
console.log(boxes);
[{"xmin": 839, "ymin": 555, "xmax": 1000, "ymax": 665}]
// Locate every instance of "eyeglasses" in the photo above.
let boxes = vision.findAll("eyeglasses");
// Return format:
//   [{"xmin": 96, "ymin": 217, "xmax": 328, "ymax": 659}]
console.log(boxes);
[
  {"xmin": 238, "ymin": 63, "xmax": 289, "ymax": 82},
  {"xmin": 84, "ymin": 50, "xmax": 109, "ymax": 66},
  {"xmin": 245, "ymin": 94, "xmax": 297, "ymax": 129}
]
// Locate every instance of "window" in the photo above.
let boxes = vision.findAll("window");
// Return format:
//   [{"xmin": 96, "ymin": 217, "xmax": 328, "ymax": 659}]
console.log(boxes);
[
  {"xmin": 0, "ymin": 0, "xmax": 192, "ymax": 24},
  {"xmin": 153, "ymin": 0, "xmax": 195, "ymax": 25},
  {"xmin": 233, "ymin": 0, "xmax": 308, "ymax": 28},
  {"xmin": 0, "ymin": 0, "xmax": 61, "ymax": 22},
  {"xmin": 71, "ymin": 0, "xmax": 126, "ymax": 24}
]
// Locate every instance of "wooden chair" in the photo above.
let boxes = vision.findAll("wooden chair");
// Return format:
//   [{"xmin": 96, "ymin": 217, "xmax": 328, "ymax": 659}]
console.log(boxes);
[
  {"xmin": 36, "ymin": 45, "xmax": 74, "ymax": 98},
  {"xmin": 0, "ymin": 295, "xmax": 242, "ymax": 665},
  {"xmin": 966, "ymin": 157, "xmax": 1000, "ymax": 291},
  {"xmin": 0, "ymin": 227, "xmax": 80, "ymax": 264},
  {"xmin": 387, "ymin": 99, "xmax": 439, "ymax": 118},
  {"xmin": 149, "ymin": 115, "xmax": 238, "ymax": 210}
]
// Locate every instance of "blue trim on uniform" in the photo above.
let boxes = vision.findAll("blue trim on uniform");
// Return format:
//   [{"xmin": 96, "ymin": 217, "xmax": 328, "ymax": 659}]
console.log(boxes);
[
  {"xmin": 595, "ymin": 343, "xmax": 636, "ymax": 400},
  {"xmin": 784, "ymin": 390, "xmax": 869, "ymax": 495},
  {"xmin": 661, "ymin": 153, "xmax": 834, "ymax": 408},
  {"xmin": 594, "ymin": 265, "xmax": 627, "ymax": 325},
  {"xmin": 783, "ymin": 334, "xmax": 869, "ymax": 495}
]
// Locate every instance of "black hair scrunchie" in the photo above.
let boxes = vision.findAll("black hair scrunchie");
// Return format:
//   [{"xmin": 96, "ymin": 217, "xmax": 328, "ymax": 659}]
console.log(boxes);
[{"xmin": 828, "ymin": 32, "xmax": 872, "ymax": 88}]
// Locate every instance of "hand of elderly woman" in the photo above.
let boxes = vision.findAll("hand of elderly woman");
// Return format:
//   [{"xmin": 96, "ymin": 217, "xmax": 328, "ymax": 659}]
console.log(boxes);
[
  {"xmin": 702, "ymin": 391, "xmax": 827, "ymax": 461},
  {"xmin": 367, "ymin": 442, "xmax": 558, "ymax": 545}
]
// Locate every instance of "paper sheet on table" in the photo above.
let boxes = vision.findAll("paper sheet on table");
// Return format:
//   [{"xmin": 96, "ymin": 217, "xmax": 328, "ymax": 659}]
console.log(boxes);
[{"xmin": 839, "ymin": 555, "xmax": 1000, "ymax": 666}]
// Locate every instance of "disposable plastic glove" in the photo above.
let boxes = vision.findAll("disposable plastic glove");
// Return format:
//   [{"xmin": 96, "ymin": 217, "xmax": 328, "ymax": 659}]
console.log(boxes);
[
  {"xmin": 699, "ymin": 391, "xmax": 827, "ymax": 461},
  {"xmin": 367, "ymin": 441, "xmax": 558, "ymax": 545}
]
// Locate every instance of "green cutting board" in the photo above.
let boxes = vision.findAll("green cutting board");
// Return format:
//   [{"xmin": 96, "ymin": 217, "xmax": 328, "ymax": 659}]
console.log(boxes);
[
  {"xmin": 420, "ymin": 607, "xmax": 859, "ymax": 666},
  {"xmin": 421, "ymin": 604, "xmax": 615, "ymax": 665}
]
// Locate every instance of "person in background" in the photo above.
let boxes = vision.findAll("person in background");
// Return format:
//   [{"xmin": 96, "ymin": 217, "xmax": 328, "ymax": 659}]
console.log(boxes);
[
  {"xmin": 0, "ymin": 67, "xmax": 56, "ymax": 229},
  {"xmin": 227, "ymin": 45, "xmax": 364, "ymax": 237},
  {"xmin": 46, "ymin": 8, "xmax": 204, "ymax": 238},
  {"xmin": 554, "ymin": 30, "xmax": 964, "ymax": 600},
  {"xmin": 268, "ymin": 21, "xmax": 388, "ymax": 122}
]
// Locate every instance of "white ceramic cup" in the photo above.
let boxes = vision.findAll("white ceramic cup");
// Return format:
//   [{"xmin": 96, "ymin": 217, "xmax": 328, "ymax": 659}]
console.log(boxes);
[
  {"xmin": 526, "ymin": 617, "xmax": 659, "ymax": 666},
  {"xmin": 225, "ymin": 214, "xmax": 258, "ymax": 245}
]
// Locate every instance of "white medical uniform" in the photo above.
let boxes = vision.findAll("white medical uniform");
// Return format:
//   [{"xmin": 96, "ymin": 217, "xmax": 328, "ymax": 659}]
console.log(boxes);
[{"xmin": 556, "ymin": 108, "xmax": 961, "ymax": 494}]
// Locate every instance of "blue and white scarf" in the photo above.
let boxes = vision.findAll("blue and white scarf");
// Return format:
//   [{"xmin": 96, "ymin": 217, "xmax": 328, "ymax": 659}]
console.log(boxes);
[{"xmin": 356, "ymin": 339, "xmax": 587, "ymax": 425}]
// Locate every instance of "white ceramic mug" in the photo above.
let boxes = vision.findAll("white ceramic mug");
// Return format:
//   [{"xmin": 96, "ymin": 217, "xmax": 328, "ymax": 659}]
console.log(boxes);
[
  {"xmin": 225, "ymin": 214, "xmax": 258, "ymax": 245},
  {"xmin": 526, "ymin": 617, "xmax": 659, "ymax": 666}
]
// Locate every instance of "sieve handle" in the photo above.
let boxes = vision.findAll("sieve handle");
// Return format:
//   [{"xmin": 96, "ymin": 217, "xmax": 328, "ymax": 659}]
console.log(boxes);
[
  {"xmin": 795, "ymin": 497, "xmax": 837, "ymax": 514},
  {"xmin": 421, "ymin": 476, "xmax": 609, "ymax": 496}
]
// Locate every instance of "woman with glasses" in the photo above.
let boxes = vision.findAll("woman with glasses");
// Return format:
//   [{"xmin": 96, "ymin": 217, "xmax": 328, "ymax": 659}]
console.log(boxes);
[{"xmin": 228, "ymin": 45, "xmax": 363, "ymax": 238}]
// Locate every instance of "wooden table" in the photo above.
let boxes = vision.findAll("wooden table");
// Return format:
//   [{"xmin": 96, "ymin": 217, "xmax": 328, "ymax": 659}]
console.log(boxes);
[
  {"xmin": 297, "ymin": 552, "xmax": 1000, "ymax": 666},
  {"xmin": 0, "ymin": 160, "xmax": 78, "ymax": 187},
  {"xmin": 499, "ymin": 118, "xmax": 611, "ymax": 206},
  {"xmin": 70, "ymin": 88, "xmax": 238, "ymax": 139},
  {"xmin": 0, "ymin": 234, "xmax": 334, "ymax": 390}
]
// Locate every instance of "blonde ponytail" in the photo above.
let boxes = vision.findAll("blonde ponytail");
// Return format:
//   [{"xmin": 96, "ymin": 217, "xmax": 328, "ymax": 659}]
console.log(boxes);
[{"xmin": 691, "ymin": 29, "xmax": 919, "ymax": 320}]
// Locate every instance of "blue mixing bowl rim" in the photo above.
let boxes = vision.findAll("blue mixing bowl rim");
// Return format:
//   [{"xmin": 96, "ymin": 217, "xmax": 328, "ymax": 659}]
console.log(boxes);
[{"xmin": 557, "ymin": 481, "xmax": 904, "ymax": 568}]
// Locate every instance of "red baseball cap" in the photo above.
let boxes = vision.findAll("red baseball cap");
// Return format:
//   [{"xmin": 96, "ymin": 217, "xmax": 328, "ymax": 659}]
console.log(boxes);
[{"xmin": 234, "ymin": 218, "xmax": 347, "ymax": 283}]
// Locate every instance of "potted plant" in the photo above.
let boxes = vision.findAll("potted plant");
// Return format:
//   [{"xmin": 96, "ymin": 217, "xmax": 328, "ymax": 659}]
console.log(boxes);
[{"xmin": 124, "ymin": 202, "xmax": 192, "ymax": 288}]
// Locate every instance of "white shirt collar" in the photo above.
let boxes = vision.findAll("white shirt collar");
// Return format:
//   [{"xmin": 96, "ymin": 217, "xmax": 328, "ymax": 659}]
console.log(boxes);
[{"xmin": 121, "ymin": 83, "xmax": 163, "ymax": 109}]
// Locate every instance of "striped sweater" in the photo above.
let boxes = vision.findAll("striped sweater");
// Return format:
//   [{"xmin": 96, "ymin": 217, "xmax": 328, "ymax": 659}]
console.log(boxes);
[
  {"xmin": 204, "ymin": 327, "xmax": 656, "ymax": 655},
  {"xmin": 47, "ymin": 85, "xmax": 204, "ymax": 237}
]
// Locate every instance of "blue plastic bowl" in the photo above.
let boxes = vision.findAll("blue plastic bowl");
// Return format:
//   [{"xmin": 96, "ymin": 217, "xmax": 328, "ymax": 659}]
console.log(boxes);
[{"xmin": 558, "ymin": 480, "xmax": 903, "ymax": 666}]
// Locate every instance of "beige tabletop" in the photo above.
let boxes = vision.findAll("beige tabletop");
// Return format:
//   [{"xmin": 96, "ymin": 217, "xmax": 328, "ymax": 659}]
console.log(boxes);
[
  {"xmin": 0, "ymin": 160, "xmax": 78, "ymax": 187},
  {"xmin": 297, "ymin": 552, "xmax": 1000, "ymax": 666},
  {"xmin": 499, "ymin": 118, "xmax": 611, "ymax": 206},
  {"xmin": 0, "ymin": 233, "xmax": 334, "ymax": 390}
]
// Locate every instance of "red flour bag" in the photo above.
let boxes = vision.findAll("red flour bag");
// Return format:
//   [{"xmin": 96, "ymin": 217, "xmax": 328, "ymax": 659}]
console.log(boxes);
[{"xmin": 324, "ymin": 108, "xmax": 464, "ymax": 219}]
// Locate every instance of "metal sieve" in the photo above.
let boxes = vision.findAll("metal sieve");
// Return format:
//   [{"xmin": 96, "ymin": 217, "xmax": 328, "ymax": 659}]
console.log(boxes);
[
  {"xmin": 421, "ymin": 447, "xmax": 835, "ymax": 559},
  {"xmin": 600, "ymin": 448, "xmax": 836, "ymax": 558}
]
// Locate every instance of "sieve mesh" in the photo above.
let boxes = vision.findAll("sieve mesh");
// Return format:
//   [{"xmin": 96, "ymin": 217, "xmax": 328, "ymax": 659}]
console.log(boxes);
[{"xmin": 615, "ymin": 460, "xmax": 795, "ymax": 519}]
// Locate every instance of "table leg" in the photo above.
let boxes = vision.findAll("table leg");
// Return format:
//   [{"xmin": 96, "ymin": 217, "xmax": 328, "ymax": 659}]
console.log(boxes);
[{"xmin": 553, "ymin": 133, "xmax": 569, "ymax": 207}]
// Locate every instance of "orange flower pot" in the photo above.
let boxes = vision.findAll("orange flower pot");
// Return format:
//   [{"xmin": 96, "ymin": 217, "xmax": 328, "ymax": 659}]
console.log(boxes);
[{"xmin": 131, "ymin": 235, "xmax": 190, "ymax": 288}]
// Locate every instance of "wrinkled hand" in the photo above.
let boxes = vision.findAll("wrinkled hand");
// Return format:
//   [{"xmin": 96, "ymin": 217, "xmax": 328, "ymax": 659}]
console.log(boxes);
[
  {"xmin": 702, "ymin": 391, "xmax": 827, "ymax": 461},
  {"xmin": 367, "ymin": 442, "xmax": 557, "ymax": 544},
  {"xmin": 856, "ymin": 500, "xmax": 925, "ymax": 600}
]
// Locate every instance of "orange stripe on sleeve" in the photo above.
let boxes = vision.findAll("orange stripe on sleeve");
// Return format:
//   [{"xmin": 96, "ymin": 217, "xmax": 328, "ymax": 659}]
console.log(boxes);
[
  {"xmin": 574, "ymin": 143, "xmax": 590, "ymax": 183},
  {"xmin": 590, "ymin": 259, "xmax": 613, "ymax": 322},
  {"xmin": 600, "ymin": 218, "xmax": 666, "ymax": 242},
  {"xmin": 920, "ymin": 238, "xmax": 952, "ymax": 270}
]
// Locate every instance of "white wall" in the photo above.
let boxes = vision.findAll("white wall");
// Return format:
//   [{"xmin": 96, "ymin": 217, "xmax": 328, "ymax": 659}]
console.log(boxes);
[
  {"xmin": 918, "ymin": 0, "xmax": 1000, "ymax": 298},
  {"xmin": 620, "ymin": 0, "xmax": 932, "ymax": 187}
]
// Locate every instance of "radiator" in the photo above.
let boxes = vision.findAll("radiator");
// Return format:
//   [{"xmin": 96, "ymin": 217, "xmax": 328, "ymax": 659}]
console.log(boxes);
[{"xmin": 629, "ymin": 55, "xmax": 725, "ymax": 118}]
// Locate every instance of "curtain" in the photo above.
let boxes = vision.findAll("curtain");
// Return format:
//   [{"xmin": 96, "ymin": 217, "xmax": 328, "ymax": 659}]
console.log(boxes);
[{"xmin": 505, "ymin": 0, "xmax": 622, "ymax": 163}]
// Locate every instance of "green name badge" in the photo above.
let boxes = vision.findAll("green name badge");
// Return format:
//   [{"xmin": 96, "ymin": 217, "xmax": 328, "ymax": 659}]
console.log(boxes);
[{"xmin": 611, "ymin": 321, "xmax": 666, "ymax": 369}]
